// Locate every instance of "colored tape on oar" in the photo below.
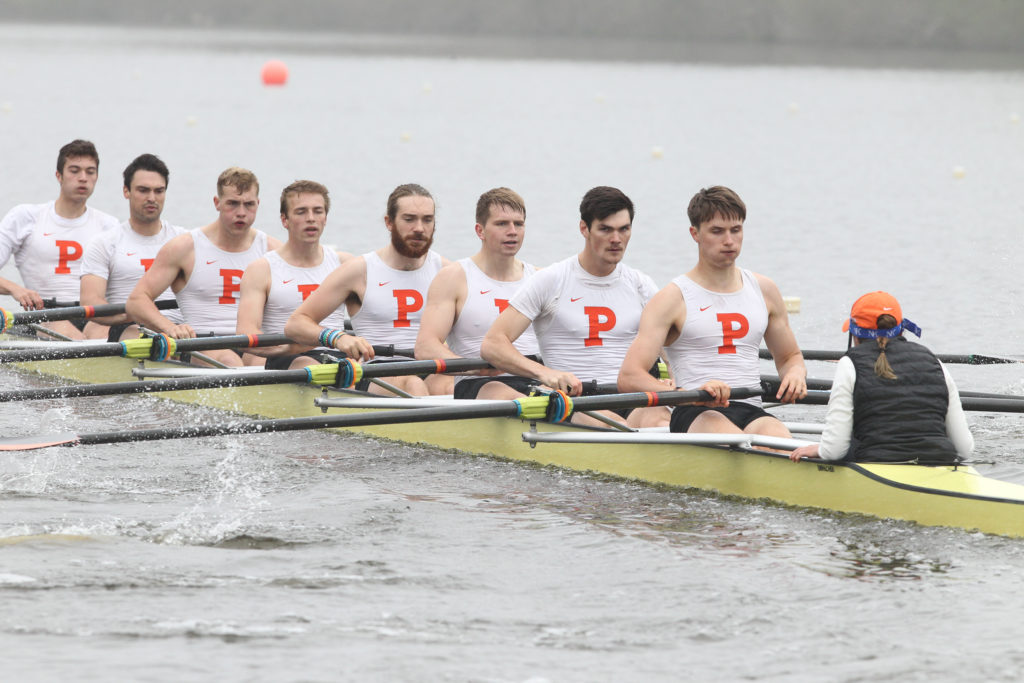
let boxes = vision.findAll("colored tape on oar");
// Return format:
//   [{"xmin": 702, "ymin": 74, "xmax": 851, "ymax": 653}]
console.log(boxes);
[
  {"xmin": 119, "ymin": 337, "xmax": 155, "ymax": 359},
  {"xmin": 545, "ymin": 390, "xmax": 574, "ymax": 423},
  {"xmin": 149, "ymin": 334, "xmax": 176, "ymax": 361},
  {"xmin": 0, "ymin": 307, "xmax": 12, "ymax": 333},
  {"xmin": 514, "ymin": 395, "xmax": 550, "ymax": 421},
  {"xmin": 329, "ymin": 359, "xmax": 363, "ymax": 389}
]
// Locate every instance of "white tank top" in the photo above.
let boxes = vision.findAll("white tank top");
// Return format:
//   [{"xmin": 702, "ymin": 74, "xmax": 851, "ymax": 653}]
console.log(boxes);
[
  {"xmin": 448, "ymin": 257, "xmax": 540, "ymax": 359},
  {"xmin": 350, "ymin": 250, "xmax": 443, "ymax": 358},
  {"xmin": 508, "ymin": 256, "xmax": 658, "ymax": 384},
  {"xmin": 664, "ymin": 269, "xmax": 768, "ymax": 406},
  {"xmin": 261, "ymin": 249, "xmax": 346, "ymax": 334},
  {"xmin": 81, "ymin": 221, "xmax": 185, "ymax": 323},
  {"xmin": 0, "ymin": 202, "xmax": 118, "ymax": 301},
  {"xmin": 176, "ymin": 228, "xmax": 270, "ymax": 335}
]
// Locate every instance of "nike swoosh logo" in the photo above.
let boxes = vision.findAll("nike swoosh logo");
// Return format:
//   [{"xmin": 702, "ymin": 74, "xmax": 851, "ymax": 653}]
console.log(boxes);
[
  {"xmin": 282, "ymin": 279, "xmax": 294, "ymax": 284},
  {"xmin": 570, "ymin": 297, "xmax": 582, "ymax": 302},
  {"xmin": 43, "ymin": 232, "xmax": 54, "ymax": 236},
  {"xmin": 700, "ymin": 305, "xmax": 711, "ymax": 311},
  {"xmin": 126, "ymin": 252, "xmax": 137, "ymax": 256},
  {"xmin": 378, "ymin": 281, "xmax": 390, "ymax": 287},
  {"xmin": 479, "ymin": 290, "xmax": 491, "ymax": 295},
  {"xmin": 206, "ymin": 260, "xmax": 217, "ymax": 264}
]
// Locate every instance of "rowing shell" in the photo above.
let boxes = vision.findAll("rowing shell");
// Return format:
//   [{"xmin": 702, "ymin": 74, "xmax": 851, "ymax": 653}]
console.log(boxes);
[{"xmin": 5, "ymin": 345, "xmax": 1024, "ymax": 537}]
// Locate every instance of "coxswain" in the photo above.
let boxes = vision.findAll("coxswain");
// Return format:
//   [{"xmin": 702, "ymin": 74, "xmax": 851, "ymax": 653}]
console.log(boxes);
[{"xmin": 789, "ymin": 291, "xmax": 973, "ymax": 463}]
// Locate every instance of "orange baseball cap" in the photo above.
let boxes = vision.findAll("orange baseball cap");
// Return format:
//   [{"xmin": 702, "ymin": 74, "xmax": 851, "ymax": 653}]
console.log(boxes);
[{"xmin": 842, "ymin": 291, "xmax": 921, "ymax": 339}]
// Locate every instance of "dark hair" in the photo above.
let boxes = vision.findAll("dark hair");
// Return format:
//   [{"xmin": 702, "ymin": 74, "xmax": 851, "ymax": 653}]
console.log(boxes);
[
  {"xmin": 123, "ymin": 153, "xmax": 169, "ymax": 189},
  {"xmin": 386, "ymin": 183, "xmax": 433, "ymax": 222},
  {"xmin": 56, "ymin": 139, "xmax": 99, "ymax": 174},
  {"xmin": 874, "ymin": 314, "xmax": 899, "ymax": 379},
  {"xmin": 280, "ymin": 179, "xmax": 330, "ymax": 216},
  {"xmin": 476, "ymin": 187, "xmax": 525, "ymax": 225},
  {"xmin": 687, "ymin": 186, "xmax": 746, "ymax": 228},
  {"xmin": 579, "ymin": 186, "xmax": 634, "ymax": 228}
]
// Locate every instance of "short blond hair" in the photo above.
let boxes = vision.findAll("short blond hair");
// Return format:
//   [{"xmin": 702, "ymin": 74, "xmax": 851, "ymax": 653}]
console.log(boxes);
[
  {"xmin": 476, "ymin": 187, "xmax": 525, "ymax": 225},
  {"xmin": 217, "ymin": 167, "xmax": 259, "ymax": 196},
  {"xmin": 280, "ymin": 180, "xmax": 330, "ymax": 215}
]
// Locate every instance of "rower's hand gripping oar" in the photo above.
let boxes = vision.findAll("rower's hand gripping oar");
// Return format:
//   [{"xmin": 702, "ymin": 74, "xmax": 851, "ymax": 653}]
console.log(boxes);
[
  {"xmin": 0, "ymin": 386, "xmax": 759, "ymax": 452},
  {"xmin": 0, "ymin": 299, "xmax": 178, "ymax": 331}
]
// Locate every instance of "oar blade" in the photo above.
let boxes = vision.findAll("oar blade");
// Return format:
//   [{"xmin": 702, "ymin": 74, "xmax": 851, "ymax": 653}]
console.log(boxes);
[{"xmin": 0, "ymin": 433, "xmax": 79, "ymax": 451}]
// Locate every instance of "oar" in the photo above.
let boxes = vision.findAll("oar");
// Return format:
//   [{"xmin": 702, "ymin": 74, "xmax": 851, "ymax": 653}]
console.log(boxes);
[
  {"xmin": 0, "ymin": 386, "xmax": 759, "ymax": 452},
  {"xmin": 761, "ymin": 375, "xmax": 1024, "ymax": 402},
  {"xmin": 0, "ymin": 357, "xmax": 495, "ymax": 402},
  {"xmin": 781, "ymin": 389, "xmax": 1024, "ymax": 413},
  {"xmin": 0, "ymin": 299, "xmax": 178, "ymax": 331},
  {"xmin": 760, "ymin": 348, "xmax": 1024, "ymax": 365},
  {"xmin": 0, "ymin": 332, "xmax": 296, "ymax": 363}
]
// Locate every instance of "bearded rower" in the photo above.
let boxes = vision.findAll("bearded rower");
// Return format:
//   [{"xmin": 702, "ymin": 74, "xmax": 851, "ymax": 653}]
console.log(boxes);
[{"xmin": 285, "ymin": 183, "xmax": 451, "ymax": 396}]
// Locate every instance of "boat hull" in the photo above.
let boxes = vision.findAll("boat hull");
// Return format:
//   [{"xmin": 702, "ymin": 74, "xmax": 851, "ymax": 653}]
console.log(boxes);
[{"xmin": 8, "ymin": 353, "xmax": 1024, "ymax": 537}]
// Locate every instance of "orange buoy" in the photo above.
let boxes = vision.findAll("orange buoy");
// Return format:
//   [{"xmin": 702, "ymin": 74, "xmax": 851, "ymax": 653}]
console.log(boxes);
[{"xmin": 261, "ymin": 60, "xmax": 288, "ymax": 86}]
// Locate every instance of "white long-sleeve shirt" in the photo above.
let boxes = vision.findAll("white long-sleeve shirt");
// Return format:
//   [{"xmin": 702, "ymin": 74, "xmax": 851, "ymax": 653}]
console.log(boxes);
[{"xmin": 817, "ymin": 356, "xmax": 974, "ymax": 461}]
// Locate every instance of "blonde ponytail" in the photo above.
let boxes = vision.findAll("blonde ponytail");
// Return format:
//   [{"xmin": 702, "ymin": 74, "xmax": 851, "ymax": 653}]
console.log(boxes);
[{"xmin": 873, "ymin": 314, "xmax": 899, "ymax": 379}]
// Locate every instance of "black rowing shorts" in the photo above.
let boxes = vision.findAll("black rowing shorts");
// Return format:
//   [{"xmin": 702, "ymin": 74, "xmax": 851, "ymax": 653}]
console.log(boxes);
[{"xmin": 670, "ymin": 401, "xmax": 775, "ymax": 433}]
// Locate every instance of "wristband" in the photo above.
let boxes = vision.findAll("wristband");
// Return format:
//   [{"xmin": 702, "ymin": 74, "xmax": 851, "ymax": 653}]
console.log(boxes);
[{"xmin": 318, "ymin": 327, "xmax": 345, "ymax": 348}]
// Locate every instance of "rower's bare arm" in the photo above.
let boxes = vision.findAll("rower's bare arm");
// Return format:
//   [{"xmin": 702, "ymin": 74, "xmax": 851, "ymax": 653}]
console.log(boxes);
[
  {"xmin": 482, "ymin": 306, "xmax": 580, "ymax": 394},
  {"xmin": 336, "ymin": 250, "xmax": 355, "ymax": 264},
  {"xmin": 267, "ymin": 235, "xmax": 284, "ymax": 250},
  {"xmin": 126, "ymin": 234, "xmax": 195, "ymax": 338},
  {"xmin": 79, "ymin": 274, "xmax": 127, "ymax": 325},
  {"xmin": 619, "ymin": 286, "xmax": 681, "ymax": 393},
  {"xmin": 236, "ymin": 259, "xmax": 293, "ymax": 357},
  {"xmin": 757, "ymin": 273, "xmax": 806, "ymax": 403},
  {"xmin": 0, "ymin": 276, "xmax": 43, "ymax": 310},
  {"xmin": 414, "ymin": 263, "xmax": 463, "ymax": 361},
  {"xmin": 284, "ymin": 257, "xmax": 374, "ymax": 361}
]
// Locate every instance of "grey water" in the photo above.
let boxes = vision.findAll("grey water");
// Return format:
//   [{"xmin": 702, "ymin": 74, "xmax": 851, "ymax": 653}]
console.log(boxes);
[{"xmin": 1, "ymin": 22, "xmax": 1024, "ymax": 682}]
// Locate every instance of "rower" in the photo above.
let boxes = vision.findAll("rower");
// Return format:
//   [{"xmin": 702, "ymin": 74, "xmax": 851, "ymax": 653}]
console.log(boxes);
[
  {"xmin": 618, "ymin": 185, "xmax": 807, "ymax": 435},
  {"xmin": 414, "ymin": 187, "xmax": 540, "ymax": 399},
  {"xmin": 0, "ymin": 139, "xmax": 119, "ymax": 339},
  {"xmin": 236, "ymin": 180, "xmax": 352, "ymax": 370},
  {"xmin": 480, "ymin": 186, "xmax": 666, "ymax": 428},
  {"xmin": 284, "ymin": 183, "xmax": 451, "ymax": 396},
  {"xmin": 789, "ymin": 291, "xmax": 973, "ymax": 464},
  {"xmin": 125, "ymin": 167, "xmax": 282, "ymax": 367},
  {"xmin": 79, "ymin": 153, "xmax": 185, "ymax": 342}
]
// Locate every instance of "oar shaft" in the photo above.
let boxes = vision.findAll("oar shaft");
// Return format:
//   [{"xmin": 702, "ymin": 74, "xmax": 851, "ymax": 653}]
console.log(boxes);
[
  {"xmin": 0, "ymin": 333, "xmax": 293, "ymax": 363},
  {"xmin": 2, "ymin": 299, "xmax": 177, "ymax": 327},
  {"xmin": 761, "ymin": 348, "xmax": 1022, "ymax": 365},
  {"xmin": 11, "ymin": 387, "xmax": 760, "ymax": 451}
]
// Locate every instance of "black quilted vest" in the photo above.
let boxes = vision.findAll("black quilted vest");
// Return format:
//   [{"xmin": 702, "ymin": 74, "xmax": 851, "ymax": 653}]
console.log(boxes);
[{"xmin": 847, "ymin": 338, "xmax": 958, "ymax": 464}]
